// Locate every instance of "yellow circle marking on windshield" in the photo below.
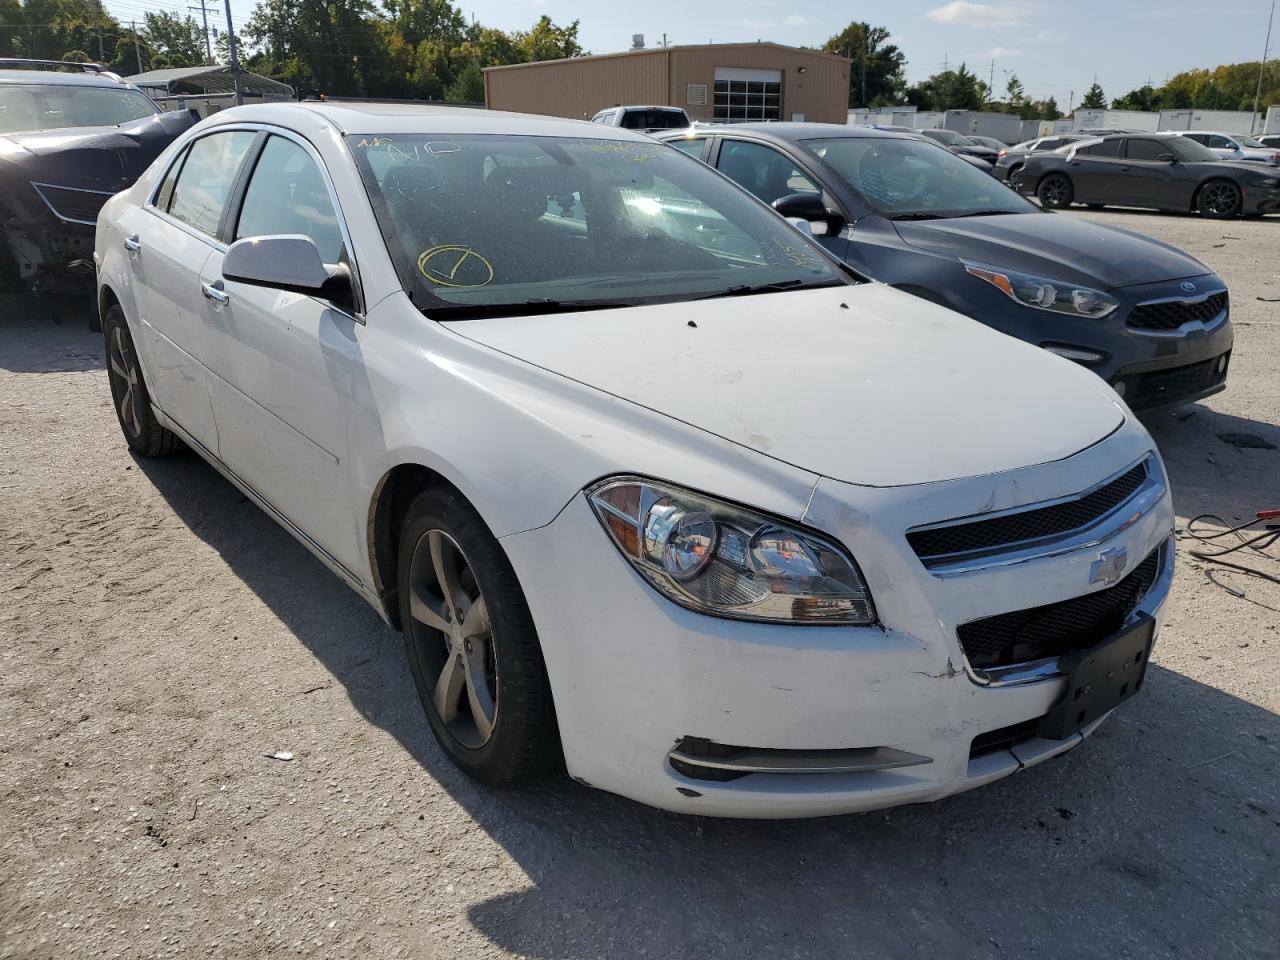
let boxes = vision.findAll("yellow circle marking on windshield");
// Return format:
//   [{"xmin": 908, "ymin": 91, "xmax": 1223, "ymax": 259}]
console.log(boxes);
[{"xmin": 418, "ymin": 246, "xmax": 494, "ymax": 287}]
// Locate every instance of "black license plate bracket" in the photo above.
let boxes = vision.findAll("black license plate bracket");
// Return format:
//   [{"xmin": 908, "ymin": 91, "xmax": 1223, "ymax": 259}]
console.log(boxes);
[{"xmin": 1037, "ymin": 615, "xmax": 1155, "ymax": 741}]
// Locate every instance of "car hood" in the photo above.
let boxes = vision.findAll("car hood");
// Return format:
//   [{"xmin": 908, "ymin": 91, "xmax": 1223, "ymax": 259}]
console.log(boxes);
[
  {"xmin": 892, "ymin": 212, "xmax": 1212, "ymax": 289},
  {"xmin": 443, "ymin": 284, "xmax": 1125, "ymax": 487},
  {"xmin": 0, "ymin": 110, "xmax": 198, "ymax": 192}
]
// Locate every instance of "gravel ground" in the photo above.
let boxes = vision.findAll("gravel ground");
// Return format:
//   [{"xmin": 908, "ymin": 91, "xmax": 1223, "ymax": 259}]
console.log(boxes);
[{"xmin": 1, "ymin": 209, "xmax": 1278, "ymax": 960}]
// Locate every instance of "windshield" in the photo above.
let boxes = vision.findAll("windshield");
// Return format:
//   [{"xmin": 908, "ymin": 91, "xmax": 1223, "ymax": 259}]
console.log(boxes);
[
  {"xmin": 802, "ymin": 136, "xmax": 1035, "ymax": 220},
  {"xmin": 1167, "ymin": 137, "xmax": 1220, "ymax": 162},
  {"xmin": 348, "ymin": 134, "xmax": 845, "ymax": 317},
  {"xmin": 924, "ymin": 129, "xmax": 973, "ymax": 146},
  {"xmin": 0, "ymin": 83, "xmax": 158, "ymax": 134},
  {"xmin": 1235, "ymin": 134, "xmax": 1266, "ymax": 148},
  {"xmin": 620, "ymin": 110, "xmax": 687, "ymax": 130}
]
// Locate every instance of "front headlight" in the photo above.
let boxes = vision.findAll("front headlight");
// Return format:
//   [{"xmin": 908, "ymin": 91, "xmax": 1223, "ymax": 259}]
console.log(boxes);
[
  {"xmin": 963, "ymin": 261, "xmax": 1119, "ymax": 318},
  {"xmin": 587, "ymin": 477, "xmax": 876, "ymax": 625}
]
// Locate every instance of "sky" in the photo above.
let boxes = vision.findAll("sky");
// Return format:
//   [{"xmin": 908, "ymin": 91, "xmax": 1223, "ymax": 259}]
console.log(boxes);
[{"xmin": 103, "ymin": 0, "xmax": 1275, "ymax": 110}]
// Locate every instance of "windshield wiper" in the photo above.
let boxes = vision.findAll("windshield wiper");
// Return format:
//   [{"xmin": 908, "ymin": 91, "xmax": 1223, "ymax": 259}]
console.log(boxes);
[
  {"xmin": 690, "ymin": 279, "xmax": 843, "ymax": 301},
  {"xmin": 948, "ymin": 209, "xmax": 1021, "ymax": 218},
  {"xmin": 888, "ymin": 212, "xmax": 944, "ymax": 221}
]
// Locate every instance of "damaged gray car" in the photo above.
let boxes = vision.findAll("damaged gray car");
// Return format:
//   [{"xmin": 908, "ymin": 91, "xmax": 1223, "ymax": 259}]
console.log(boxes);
[{"xmin": 0, "ymin": 60, "xmax": 198, "ymax": 323}]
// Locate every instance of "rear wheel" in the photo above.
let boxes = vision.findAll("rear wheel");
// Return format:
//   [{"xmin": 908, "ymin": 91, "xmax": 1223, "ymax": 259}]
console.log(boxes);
[
  {"xmin": 1007, "ymin": 163, "xmax": 1024, "ymax": 189},
  {"xmin": 1037, "ymin": 173, "xmax": 1074, "ymax": 209},
  {"xmin": 398, "ymin": 488, "xmax": 559, "ymax": 786},
  {"xmin": 1197, "ymin": 179, "xmax": 1242, "ymax": 219},
  {"xmin": 103, "ymin": 306, "xmax": 182, "ymax": 457}
]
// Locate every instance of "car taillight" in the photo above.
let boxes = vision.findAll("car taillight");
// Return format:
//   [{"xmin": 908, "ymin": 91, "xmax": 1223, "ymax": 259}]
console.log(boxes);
[
  {"xmin": 998, "ymin": 149, "xmax": 1007, "ymax": 157},
  {"xmin": 1273, "ymin": 152, "xmax": 1280, "ymax": 164}
]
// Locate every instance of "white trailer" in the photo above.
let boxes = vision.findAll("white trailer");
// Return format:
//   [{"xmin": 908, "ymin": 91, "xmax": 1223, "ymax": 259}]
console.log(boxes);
[{"xmin": 1159, "ymin": 109, "xmax": 1262, "ymax": 135}]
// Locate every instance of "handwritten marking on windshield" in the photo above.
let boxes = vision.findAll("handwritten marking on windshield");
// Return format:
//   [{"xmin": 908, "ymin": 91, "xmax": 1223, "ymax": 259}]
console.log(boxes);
[{"xmin": 418, "ymin": 245, "xmax": 494, "ymax": 287}]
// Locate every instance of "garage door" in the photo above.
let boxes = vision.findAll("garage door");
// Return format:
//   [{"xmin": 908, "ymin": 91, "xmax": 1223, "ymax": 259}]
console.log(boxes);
[{"xmin": 713, "ymin": 67, "xmax": 782, "ymax": 123}]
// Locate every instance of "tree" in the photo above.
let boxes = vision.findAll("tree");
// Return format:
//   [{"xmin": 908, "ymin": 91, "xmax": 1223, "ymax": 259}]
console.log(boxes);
[
  {"xmin": 512, "ymin": 15, "xmax": 582, "ymax": 62},
  {"xmin": 1004, "ymin": 73, "xmax": 1025, "ymax": 109},
  {"xmin": 1036, "ymin": 96, "xmax": 1062, "ymax": 121},
  {"xmin": 823, "ymin": 21, "xmax": 905, "ymax": 107},
  {"xmin": 907, "ymin": 63, "xmax": 983, "ymax": 111},
  {"xmin": 1080, "ymin": 81, "xmax": 1107, "ymax": 110},
  {"xmin": 445, "ymin": 59, "xmax": 483, "ymax": 102},
  {"xmin": 143, "ymin": 12, "xmax": 206, "ymax": 68}
]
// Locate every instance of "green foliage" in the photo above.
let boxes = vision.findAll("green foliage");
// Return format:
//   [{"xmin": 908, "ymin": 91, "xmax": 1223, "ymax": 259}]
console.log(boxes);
[
  {"xmin": 1080, "ymin": 82, "xmax": 1107, "ymax": 110},
  {"xmin": 445, "ymin": 59, "xmax": 483, "ymax": 103},
  {"xmin": 1114, "ymin": 61, "xmax": 1280, "ymax": 114},
  {"xmin": 823, "ymin": 21, "xmax": 906, "ymax": 107},
  {"xmin": 511, "ymin": 15, "xmax": 582, "ymax": 62},
  {"xmin": 907, "ymin": 63, "xmax": 984, "ymax": 111},
  {"xmin": 142, "ymin": 12, "xmax": 206, "ymax": 69}
]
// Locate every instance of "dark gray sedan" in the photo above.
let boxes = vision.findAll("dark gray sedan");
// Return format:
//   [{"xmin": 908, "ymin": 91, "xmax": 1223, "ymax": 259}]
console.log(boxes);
[
  {"xmin": 1018, "ymin": 133, "xmax": 1280, "ymax": 218},
  {"xmin": 658, "ymin": 123, "xmax": 1233, "ymax": 410}
]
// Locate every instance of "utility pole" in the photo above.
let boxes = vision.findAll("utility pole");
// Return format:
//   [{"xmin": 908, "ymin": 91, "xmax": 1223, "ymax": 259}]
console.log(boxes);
[
  {"xmin": 132, "ymin": 20, "xmax": 144, "ymax": 72},
  {"xmin": 223, "ymin": 0, "xmax": 243, "ymax": 106},
  {"xmin": 989, "ymin": 59, "xmax": 995, "ymax": 104},
  {"xmin": 860, "ymin": 31, "xmax": 867, "ymax": 106},
  {"xmin": 96, "ymin": 32, "xmax": 104, "ymax": 63},
  {"xmin": 188, "ymin": 0, "xmax": 216, "ymax": 64},
  {"xmin": 1252, "ymin": 0, "xmax": 1276, "ymax": 134}
]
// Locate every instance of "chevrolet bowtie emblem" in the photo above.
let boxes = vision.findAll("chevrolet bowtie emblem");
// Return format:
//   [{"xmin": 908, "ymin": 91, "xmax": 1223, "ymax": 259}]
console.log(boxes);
[{"xmin": 1089, "ymin": 547, "xmax": 1128, "ymax": 586}]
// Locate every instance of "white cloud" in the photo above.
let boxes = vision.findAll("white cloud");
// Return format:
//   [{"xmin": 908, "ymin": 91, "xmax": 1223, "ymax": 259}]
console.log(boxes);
[
  {"xmin": 988, "ymin": 46, "xmax": 1023, "ymax": 57},
  {"xmin": 1017, "ymin": 28, "xmax": 1066, "ymax": 43},
  {"xmin": 926, "ymin": 1, "xmax": 1034, "ymax": 29},
  {"xmin": 784, "ymin": 14, "xmax": 809, "ymax": 25}
]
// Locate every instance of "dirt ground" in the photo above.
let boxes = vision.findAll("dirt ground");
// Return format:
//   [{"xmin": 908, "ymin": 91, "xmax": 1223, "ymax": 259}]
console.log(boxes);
[{"xmin": 1, "ymin": 208, "xmax": 1277, "ymax": 960}]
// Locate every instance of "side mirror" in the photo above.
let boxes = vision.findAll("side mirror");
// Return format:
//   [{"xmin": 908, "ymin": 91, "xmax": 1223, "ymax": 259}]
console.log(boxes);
[
  {"xmin": 1158, "ymin": 153, "xmax": 1178, "ymax": 163},
  {"xmin": 222, "ymin": 235, "xmax": 355, "ymax": 313},
  {"xmin": 772, "ymin": 192, "xmax": 841, "ymax": 237}
]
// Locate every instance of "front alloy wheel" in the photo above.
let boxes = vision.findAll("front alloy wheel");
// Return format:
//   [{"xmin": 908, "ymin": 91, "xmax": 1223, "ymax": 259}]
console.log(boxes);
[
  {"xmin": 1037, "ymin": 173, "xmax": 1074, "ymax": 209},
  {"xmin": 1198, "ymin": 180, "xmax": 1242, "ymax": 219},
  {"xmin": 407, "ymin": 529, "xmax": 498, "ymax": 748},
  {"xmin": 102, "ymin": 305, "xmax": 182, "ymax": 457},
  {"xmin": 398, "ymin": 489, "xmax": 559, "ymax": 785}
]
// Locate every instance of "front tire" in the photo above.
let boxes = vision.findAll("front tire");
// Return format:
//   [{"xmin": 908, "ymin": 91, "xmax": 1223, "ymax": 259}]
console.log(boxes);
[
  {"xmin": 398, "ymin": 488, "xmax": 559, "ymax": 786},
  {"xmin": 1197, "ymin": 179, "xmax": 1242, "ymax": 219},
  {"xmin": 1037, "ymin": 173, "xmax": 1074, "ymax": 209},
  {"xmin": 103, "ymin": 306, "xmax": 182, "ymax": 457}
]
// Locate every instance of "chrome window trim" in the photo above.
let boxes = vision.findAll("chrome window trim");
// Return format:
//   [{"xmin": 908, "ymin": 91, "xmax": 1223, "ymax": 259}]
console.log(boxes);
[
  {"xmin": 964, "ymin": 535, "xmax": 1174, "ymax": 688},
  {"xmin": 1125, "ymin": 287, "xmax": 1229, "ymax": 339},
  {"xmin": 909, "ymin": 454, "xmax": 1162, "ymax": 576},
  {"xmin": 29, "ymin": 181, "xmax": 115, "ymax": 226}
]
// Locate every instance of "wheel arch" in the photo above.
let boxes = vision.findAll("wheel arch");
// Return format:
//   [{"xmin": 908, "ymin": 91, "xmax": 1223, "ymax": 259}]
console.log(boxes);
[
  {"xmin": 98, "ymin": 281, "xmax": 123, "ymax": 326},
  {"xmin": 367, "ymin": 462, "xmax": 468, "ymax": 630},
  {"xmin": 1191, "ymin": 176, "xmax": 1240, "ymax": 213}
]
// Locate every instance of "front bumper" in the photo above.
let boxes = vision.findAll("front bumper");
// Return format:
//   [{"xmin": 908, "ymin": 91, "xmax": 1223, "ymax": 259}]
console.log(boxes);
[
  {"xmin": 1, "ymin": 183, "xmax": 108, "ymax": 292},
  {"xmin": 501, "ymin": 423, "xmax": 1174, "ymax": 818}
]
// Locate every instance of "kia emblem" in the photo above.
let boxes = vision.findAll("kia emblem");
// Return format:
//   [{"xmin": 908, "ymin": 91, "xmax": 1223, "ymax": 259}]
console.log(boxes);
[
  {"xmin": 1089, "ymin": 547, "xmax": 1128, "ymax": 587},
  {"xmin": 1180, "ymin": 281, "xmax": 1197, "ymax": 293}
]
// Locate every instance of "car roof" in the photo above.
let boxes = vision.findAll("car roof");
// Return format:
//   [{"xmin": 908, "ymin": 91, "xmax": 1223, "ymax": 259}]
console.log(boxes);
[
  {"xmin": 0, "ymin": 69, "xmax": 128, "ymax": 87},
  {"xmin": 661, "ymin": 121, "xmax": 919, "ymax": 143},
  {"xmin": 202, "ymin": 102, "xmax": 658, "ymax": 139}
]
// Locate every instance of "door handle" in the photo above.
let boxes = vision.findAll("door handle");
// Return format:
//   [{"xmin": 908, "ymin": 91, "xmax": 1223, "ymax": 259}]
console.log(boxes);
[
  {"xmin": 201, "ymin": 281, "xmax": 229, "ymax": 305},
  {"xmin": 124, "ymin": 235, "xmax": 141, "ymax": 255}
]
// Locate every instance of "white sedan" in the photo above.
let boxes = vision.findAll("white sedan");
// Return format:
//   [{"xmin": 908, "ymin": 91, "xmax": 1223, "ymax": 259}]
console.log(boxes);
[{"xmin": 94, "ymin": 103, "xmax": 1175, "ymax": 818}]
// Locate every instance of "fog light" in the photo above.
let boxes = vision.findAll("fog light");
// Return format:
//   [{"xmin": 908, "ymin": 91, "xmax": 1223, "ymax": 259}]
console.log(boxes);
[
  {"xmin": 1113, "ymin": 379, "xmax": 1127, "ymax": 398},
  {"xmin": 1044, "ymin": 344, "xmax": 1105, "ymax": 364},
  {"xmin": 1217, "ymin": 354, "xmax": 1228, "ymax": 374}
]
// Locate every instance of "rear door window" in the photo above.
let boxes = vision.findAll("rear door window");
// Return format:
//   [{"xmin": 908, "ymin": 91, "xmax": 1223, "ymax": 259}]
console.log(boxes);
[
  {"xmin": 667, "ymin": 137, "xmax": 707, "ymax": 159},
  {"xmin": 166, "ymin": 131, "xmax": 256, "ymax": 237},
  {"xmin": 1124, "ymin": 139, "xmax": 1169, "ymax": 161},
  {"xmin": 1078, "ymin": 139, "xmax": 1123, "ymax": 158}
]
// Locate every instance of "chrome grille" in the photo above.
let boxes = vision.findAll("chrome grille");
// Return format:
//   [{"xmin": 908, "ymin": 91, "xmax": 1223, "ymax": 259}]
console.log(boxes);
[
  {"xmin": 31, "ymin": 182, "xmax": 114, "ymax": 225},
  {"xmin": 908, "ymin": 460, "xmax": 1151, "ymax": 568},
  {"xmin": 1127, "ymin": 291, "xmax": 1228, "ymax": 331},
  {"xmin": 956, "ymin": 548, "xmax": 1160, "ymax": 670}
]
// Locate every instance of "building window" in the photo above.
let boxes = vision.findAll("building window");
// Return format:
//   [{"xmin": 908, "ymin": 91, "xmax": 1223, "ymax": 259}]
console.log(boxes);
[
  {"xmin": 686, "ymin": 83, "xmax": 708, "ymax": 106},
  {"xmin": 713, "ymin": 79, "xmax": 782, "ymax": 123}
]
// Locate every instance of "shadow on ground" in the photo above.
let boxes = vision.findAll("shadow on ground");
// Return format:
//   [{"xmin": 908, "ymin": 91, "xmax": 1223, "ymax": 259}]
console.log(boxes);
[
  {"xmin": 0, "ymin": 293, "xmax": 100, "ymax": 373},
  {"xmin": 131, "ymin": 388, "xmax": 1280, "ymax": 959}
]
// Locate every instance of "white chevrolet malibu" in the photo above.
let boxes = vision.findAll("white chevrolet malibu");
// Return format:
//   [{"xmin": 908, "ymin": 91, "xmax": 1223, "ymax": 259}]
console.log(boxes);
[{"xmin": 94, "ymin": 103, "xmax": 1174, "ymax": 818}]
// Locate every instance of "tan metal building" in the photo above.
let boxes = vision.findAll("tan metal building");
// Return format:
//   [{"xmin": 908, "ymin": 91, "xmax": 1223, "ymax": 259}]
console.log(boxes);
[{"xmin": 484, "ymin": 42, "xmax": 850, "ymax": 125}]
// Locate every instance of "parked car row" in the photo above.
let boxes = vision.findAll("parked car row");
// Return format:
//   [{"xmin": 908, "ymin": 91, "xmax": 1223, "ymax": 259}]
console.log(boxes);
[{"xmin": 84, "ymin": 102, "xmax": 1198, "ymax": 819}]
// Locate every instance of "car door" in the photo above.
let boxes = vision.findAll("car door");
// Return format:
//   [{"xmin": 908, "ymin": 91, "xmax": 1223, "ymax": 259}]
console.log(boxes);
[
  {"xmin": 1064, "ymin": 138, "xmax": 1127, "ymax": 203},
  {"xmin": 197, "ymin": 131, "xmax": 365, "ymax": 573},
  {"xmin": 1117, "ymin": 138, "xmax": 1183, "ymax": 208},
  {"xmin": 124, "ymin": 130, "xmax": 257, "ymax": 452}
]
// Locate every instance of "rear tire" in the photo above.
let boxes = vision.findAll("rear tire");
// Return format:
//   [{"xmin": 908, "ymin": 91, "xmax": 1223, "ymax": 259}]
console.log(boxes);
[
  {"xmin": 1007, "ymin": 163, "xmax": 1024, "ymax": 190},
  {"xmin": 398, "ymin": 488, "xmax": 559, "ymax": 786},
  {"xmin": 103, "ymin": 306, "xmax": 183, "ymax": 457},
  {"xmin": 1197, "ymin": 179, "xmax": 1242, "ymax": 219},
  {"xmin": 1037, "ymin": 173, "xmax": 1074, "ymax": 209}
]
